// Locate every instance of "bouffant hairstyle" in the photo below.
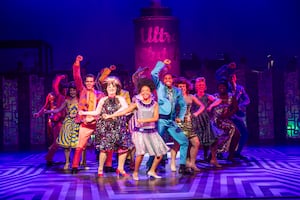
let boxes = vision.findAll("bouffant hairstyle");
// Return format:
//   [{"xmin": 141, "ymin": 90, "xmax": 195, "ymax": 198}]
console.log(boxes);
[
  {"xmin": 137, "ymin": 78, "xmax": 156, "ymax": 93},
  {"xmin": 174, "ymin": 77, "xmax": 193, "ymax": 93},
  {"xmin": 102, "ymin": 76, "xmax": 122, "ymax": 95}
]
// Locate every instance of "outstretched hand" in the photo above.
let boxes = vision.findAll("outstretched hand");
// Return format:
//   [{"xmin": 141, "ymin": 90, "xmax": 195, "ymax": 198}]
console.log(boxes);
[
  {"xmin": 78, "ymin": 110, "xmax": 84, "ymax": 115},
  {"xmin": 102, "ymin": 113, "xmax": 113, "ymax": 119}
]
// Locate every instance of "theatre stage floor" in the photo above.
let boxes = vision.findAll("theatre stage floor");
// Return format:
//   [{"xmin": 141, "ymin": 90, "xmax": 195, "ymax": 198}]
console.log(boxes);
[{"xmin": 0, "ymin": 145, "xmax": 300, "ymax": 200}]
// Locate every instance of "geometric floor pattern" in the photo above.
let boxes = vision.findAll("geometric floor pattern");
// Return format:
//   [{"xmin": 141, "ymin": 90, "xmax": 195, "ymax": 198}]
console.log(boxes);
[{"xmin": 1, "ymin": 145, "xmax": 300, "ymax": 200}]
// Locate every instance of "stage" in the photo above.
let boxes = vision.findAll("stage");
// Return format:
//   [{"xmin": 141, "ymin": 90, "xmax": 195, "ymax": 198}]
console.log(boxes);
[{"xmin": 0, "ymin": 145, "xmax": 300, "ymax": 200}]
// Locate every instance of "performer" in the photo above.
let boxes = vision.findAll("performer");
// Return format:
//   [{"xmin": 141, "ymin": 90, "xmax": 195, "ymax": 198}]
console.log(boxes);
[
  {"xmin": 171, "ymin": 77, "xmax": 205, "ymax": 172},
  {"xmin": 79, "ymin": 76, "xmax": 132, "ymax": 177},
  {"xmin": 33, "ymin": 74, "xmax": 66, "ymax": 165},
  {"xmin": 71, "ymin": 55, "xmax": 105, "ymax": 174},
  {"xmin": 44, "ymin": 82, "xmax": 86, "ymax": 170},
  {"xmin": 104, "ymin": 78, "xmax": 169, "ymax": 180},
  {"xmin": 212, "ymin": 81, "xmax": 240, "ymax": 161},
  {"xmin": 96, "ymin": 65, "xmax": 132, "ymax": 172},
  {"xmin": 147, "ymin": 60, "xmax": 192, "ymax": 175},
  {"xmin": 192, "ymin": 77, "xmax": 222, "ymax": 167},
  {"xmin": 229, "ymin": 73, "xmax": 250, "ymax": 159}
]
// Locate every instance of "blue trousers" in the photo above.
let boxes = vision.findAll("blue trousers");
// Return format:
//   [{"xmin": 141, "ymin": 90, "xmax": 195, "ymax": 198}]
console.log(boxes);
[
  {"xmin": 147, "ymin": 119, "xmax": 189, "ymax": 167},
  {"xmin": 232, "ymin": 117, "xmax": 249, "ymax": 154}
]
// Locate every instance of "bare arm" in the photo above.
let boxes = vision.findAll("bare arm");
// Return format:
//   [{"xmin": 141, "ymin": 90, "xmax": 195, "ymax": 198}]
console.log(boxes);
[
  {"xmin": 104, "ymin": 103, "xmax": 137, "ymax": 119},
  {"xmin": 191, "ymin": 95, "xmax": 205, "ymax": 117},
  {"xmin": 33, "ymin": 93, "xmax": 51, "ymax": 118},
  {"xmin": 79, "ymin": 97, "xmax": 105, "ymax": 116},
  {"xmin": 53, "ymin": 75, "xmax": 66, "ymax": 96},
  {"xmin": 207, "ymin": 94, "xmax": 222, "ymax": 111},
  {"xmin": 115, "ymin": 96, "xmax": 129, "ymax": 113},
  {"xmin": 44, "ymin": 100, "xmax": 67, "ymax": 114},
  {"xmin": 98, "ymin": 65, "xmax": 116, "ymax": 84}
]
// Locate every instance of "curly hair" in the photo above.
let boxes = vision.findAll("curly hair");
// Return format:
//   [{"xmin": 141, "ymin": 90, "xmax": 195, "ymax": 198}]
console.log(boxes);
[
  {"xmin": 174, "ymin": 77, "xmax": 193, "ymax": 93},
  {"xmin": 137, "ymin": 78, "xmax": 156, "ymax": 93}
]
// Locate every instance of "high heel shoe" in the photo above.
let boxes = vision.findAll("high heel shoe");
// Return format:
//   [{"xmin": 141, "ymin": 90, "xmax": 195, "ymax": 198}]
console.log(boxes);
[
  {"xmin": 132, "ymin": 173, "xmax": 139, "ymax": 181},
  {"xmin": 170, "ymin": 164, "xmax": 176, "ymax": 172},
  {"xmin": 210, "ymin": 160, "xmax": 222, "ymax": 168},
  {"xmin": 190, "ymin": 165, "xmax": 201, "ymax": 172},
  {"xmin": 63, "ymin": 163, "xmax": 70, "ymax": 170},
  {"xmin": 147, "ymin": 171, "xmax": 162, "ymax": 179},
  {"xmin": 116, "ymin": 169, "xmax": 129, "ymax": 177},
  {"xmin": 97, "ymin": 169, "xmax": 104, "ymax": 177}
]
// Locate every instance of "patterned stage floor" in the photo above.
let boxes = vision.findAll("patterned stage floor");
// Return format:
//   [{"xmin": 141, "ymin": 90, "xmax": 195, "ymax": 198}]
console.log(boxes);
[{"xmin": 0, "ymin": 145, "xmax": 300, "ymax": 200}]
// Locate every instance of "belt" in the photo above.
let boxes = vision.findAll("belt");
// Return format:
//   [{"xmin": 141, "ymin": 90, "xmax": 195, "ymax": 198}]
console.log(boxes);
[
  {"xmin": 159, "ymin": 114, "xmax": 171, "ymax": 120},
  {"xmin": 133, "ymin": 127, "xmax": 157, "ymax": 133}
]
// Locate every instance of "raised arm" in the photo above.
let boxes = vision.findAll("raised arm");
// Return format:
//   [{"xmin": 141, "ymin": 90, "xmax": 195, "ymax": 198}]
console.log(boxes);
[
  {"xmin": 151, "ymin": 59, "xmax": 171, "ymax": 87},
  {"xmin": 72, "ymin": 55, "xmax": 84, "ymax": 91},
  {"xmin": 52, "ymin": 75, "xmax": 66, "ymax": 97},
  {"xmin": 132, "ymin": 66, "xmax": 149, "ymax": 87},
  {"xmin": 98, "ymin": 65, "xmax": 116, "ymax": 84}
]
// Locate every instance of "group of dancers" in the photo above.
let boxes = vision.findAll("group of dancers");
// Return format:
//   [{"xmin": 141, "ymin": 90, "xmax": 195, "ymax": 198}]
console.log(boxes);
[{"xmin": 33, "ymin": 55, "xmax": 250, "ymax": 180}]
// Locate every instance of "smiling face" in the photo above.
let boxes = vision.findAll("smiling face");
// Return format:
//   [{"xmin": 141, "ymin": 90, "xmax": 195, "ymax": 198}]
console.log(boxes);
[
  {"xmin": 195, "ymin": 79, "xmax": 207, "ymax": 93},
  {"xmin": 163, "ymin": 74, "xmax": 173, "ymax": 88},
  {"xmin": 85, "ymin": 77, "xmax": 95, "ymax": 90},
  {"xmin": 106, "ymin": 83, "xmax": 117, "ymax": 97},
  {"xmin": 69, "ymin": 88, "xmax": 77, "ymax": 98},
  {"xmin": 140, "ymin": 85, "xmax": 151, "ymax": 101},
  {"xmin": 177, "ymin": 83, "xmax": 187, "ymax": 95}
]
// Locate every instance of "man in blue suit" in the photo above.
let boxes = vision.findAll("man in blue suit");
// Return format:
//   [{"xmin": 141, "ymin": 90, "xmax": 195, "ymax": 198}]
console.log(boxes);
[{"xmin": 147, "ymin": 60, "xmax": 192, "ymax": 174}]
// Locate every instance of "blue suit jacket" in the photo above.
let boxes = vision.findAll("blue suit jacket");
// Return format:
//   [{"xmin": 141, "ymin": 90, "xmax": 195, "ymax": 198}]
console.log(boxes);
[{"xmin": 151, "ymin": 61, "xmax": 187, "ymax": 121}]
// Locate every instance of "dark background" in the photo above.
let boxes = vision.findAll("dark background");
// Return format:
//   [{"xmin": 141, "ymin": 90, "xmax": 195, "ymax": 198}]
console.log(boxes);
[{"xmin": 1, "ymin": 0, "xmax": 299, "ymax": 74}]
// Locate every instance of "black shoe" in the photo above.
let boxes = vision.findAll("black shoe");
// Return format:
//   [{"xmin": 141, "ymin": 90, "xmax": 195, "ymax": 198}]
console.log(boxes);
[
  {"xmin": 217, "ymin": 153, "xmax": 224, "ymax": 160},
  {"xmin": 71, "ymin": 168, "xmax": 78, "ymax": 174},
  {"xmin": 46, "ymin": 161, "xmax": 54, "ymax": 166},
  {"xmin": 234, "ymin": 153, "xmax": 247, "ymax": 159}
]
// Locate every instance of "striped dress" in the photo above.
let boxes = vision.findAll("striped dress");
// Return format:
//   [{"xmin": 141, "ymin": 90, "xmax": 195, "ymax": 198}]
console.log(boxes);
[
  {"xmin": 56, "ymin": 102, "xmax": 80, "ymax": 148},
  {"xmin": 192, "ymin": 94, "xmax": 218, "ymax": 146}
]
